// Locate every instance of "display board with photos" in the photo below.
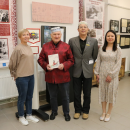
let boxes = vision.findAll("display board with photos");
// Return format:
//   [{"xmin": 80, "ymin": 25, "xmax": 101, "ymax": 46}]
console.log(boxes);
[
  {"xmin": 41, "ymin": 26, "xmax": 66, "ymax": 47},
  {"xmin": 110, "ymin": 20, "xmax": 119, "ymax": 32},
  {"xmin": 85, "ymin": 0, "xmax": 104, "ymax": 46},
  {"xmin": 0, "ymin": 0, "xmax": 17, "ymax": 68},
  {"xmin": 118, "ymin": 35, "xmax": 130, "ymax": 49},
  {"xmin": 120, "ymin": 18, "xmax": 130, "ymax": 33}
]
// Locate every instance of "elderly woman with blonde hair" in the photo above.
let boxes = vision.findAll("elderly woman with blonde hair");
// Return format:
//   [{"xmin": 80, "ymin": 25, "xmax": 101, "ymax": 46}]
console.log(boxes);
[{"xmin": 9, "ymin": 29, "xmax": 39, "ymax": 126}]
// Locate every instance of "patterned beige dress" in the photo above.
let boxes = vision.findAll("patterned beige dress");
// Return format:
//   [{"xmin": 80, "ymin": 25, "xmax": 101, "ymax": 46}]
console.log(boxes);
[{"xmin": 94, "ymin": 46, "xmax": 122, "ymax": 105}]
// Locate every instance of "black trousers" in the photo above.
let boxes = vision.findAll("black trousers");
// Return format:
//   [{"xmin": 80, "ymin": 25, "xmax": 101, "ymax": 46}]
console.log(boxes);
[
  {"xmin": 73, "ymin": 72, "xmax": 92, "ymax": 114},
  {"xmin": 47, "ymin": 82, "xmax": 69, "ymax": 114}
]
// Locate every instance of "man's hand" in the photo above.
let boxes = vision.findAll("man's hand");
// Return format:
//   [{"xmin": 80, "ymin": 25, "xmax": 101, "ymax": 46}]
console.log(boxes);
[
  {"xmin": 47, "ymin": 64, "xmax": 53, "ymax": 71},
  {"xmin": 96, "ymin": 75, "xmax": 99, "ymax": 83},
  {"xmin": 106, "ymin": 75, "xmax": 112, "ymax": 83},
  {"xmin": 58, "ymin": 64, "xmax": 64, "ymax": 70}
]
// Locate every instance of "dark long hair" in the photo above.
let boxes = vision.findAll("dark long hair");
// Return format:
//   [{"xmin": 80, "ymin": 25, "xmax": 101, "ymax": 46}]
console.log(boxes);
[{"xmin": 102, "ymin": 30, "xmax": 117, "ymax": 52}]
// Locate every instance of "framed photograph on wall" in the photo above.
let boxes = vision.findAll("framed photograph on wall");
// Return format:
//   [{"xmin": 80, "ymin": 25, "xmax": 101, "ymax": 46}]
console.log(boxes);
[
  {"xmin": 0, "ymin": 38, "xmax": 9, "ymax": 61},
  {"xmin": 41, "ymin": 26, "xmax": 66, "ymax": 47},
  {"xmin": 26, "ymin": 28, "xmax": 40, "ymax": 44},
  {"xmin": 127, "ymin": 19, "xmax": 130, "ymax": 33},
  {"xmin": 0, "ymin": 9, "xmax": 9, "ymax": 23},
  {"xmin": 110, "ymin": 20, "xmax": 119, "ymax": 32},
  {"xmin": 120, "ymin": 18, "xmax": 130, "ymax": 33}
]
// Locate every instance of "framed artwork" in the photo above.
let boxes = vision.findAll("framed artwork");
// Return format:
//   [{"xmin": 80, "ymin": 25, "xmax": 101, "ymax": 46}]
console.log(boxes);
[
  {"xmin": 0, "ymin": 38, "xmax": 9, "ymax": 61},
  {"xmin": 110, "ymin": 20, "xmax": 119, "ymax": 32},
  {"xmin": 41, "ymin": 26, "xmax": 66, "ymax": 47},
  {"xmin": 30, "ymin": 46, "xmax": 39, "ymax": 54},
  {"xmin": 26, "ymin": 28, "xmax": 40, "ymax": 44}
]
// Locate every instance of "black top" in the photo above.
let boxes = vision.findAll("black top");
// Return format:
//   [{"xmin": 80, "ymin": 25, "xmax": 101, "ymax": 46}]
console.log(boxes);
[
  {"xmin": 80, "ymin": 37, "xmax": 87, "ymax": 54},
  {"xmin": 52, "ymin": 41, "xmax": 60, "ymax": 48}
]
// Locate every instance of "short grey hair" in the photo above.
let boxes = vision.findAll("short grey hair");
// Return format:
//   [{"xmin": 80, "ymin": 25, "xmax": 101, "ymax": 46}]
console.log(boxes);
[{"xmin": 78, "ymin": 21, "xmax": 88, "ymax": 28}]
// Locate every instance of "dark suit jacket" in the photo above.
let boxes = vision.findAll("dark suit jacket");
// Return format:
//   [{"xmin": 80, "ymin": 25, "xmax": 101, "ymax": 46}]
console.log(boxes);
[{"xmin": 69, "ymin": 36, "xmax": 98, "ymax": 78}]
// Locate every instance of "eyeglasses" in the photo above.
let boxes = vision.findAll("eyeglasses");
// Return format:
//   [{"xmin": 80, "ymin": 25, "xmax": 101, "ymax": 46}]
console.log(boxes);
[{"xmin": 79, "ymin": 26, "xmax": 88, "ymax": 29}]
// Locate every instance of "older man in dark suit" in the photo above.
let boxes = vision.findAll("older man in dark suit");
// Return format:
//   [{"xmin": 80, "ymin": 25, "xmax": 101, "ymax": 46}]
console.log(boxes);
[{"xmin": 69, "ymin": 21, "xmax": 98, "ymax": 120}]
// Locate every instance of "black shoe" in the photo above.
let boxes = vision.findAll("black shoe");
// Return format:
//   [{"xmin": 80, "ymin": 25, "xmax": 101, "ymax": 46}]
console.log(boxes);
[
  {"xmin": 50, "ymin": 112, "xmax": 58, "ymax": 120},
  {"xmin": 64, "ymin": 114, "xmax": 71, "ymax": 121}
]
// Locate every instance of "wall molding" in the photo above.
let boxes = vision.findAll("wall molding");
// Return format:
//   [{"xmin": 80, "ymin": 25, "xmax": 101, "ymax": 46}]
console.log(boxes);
[{"xmin": 106, "ymin": 2, "xmax": 130, "ymax": 10}]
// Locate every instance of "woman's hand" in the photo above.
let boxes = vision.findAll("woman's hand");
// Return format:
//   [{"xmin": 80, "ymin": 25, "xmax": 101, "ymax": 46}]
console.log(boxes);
[
  {"xmin": 47, "ymin": 64, "xmax": 53, "ymax": 71},
  {"xmin": 96, "ymin": 75, "xmax": 99, "ymax": 83},
  {"xmin": 106, "ymin": 75, "xmax": 112, "ymax": 83},
  {"xmin": 12, "ymin": 77, "xmax": 16, "ymax": 81}
]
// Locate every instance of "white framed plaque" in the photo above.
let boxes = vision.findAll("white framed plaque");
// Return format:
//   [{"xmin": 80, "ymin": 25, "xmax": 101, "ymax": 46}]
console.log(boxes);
[{"xmin": 30, "ymin": 46, "xmax": 39, "ymax": 54}]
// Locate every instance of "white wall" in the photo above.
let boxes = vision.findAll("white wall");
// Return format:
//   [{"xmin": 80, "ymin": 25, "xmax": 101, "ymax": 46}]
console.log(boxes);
[
  {"xmin": 20, "ymin": 0, "xmax": 79, "ymax": 43},
  {"xmin": 103, "ymin": 0, "xmax": 130, "ymax": 71},
  {"xmin": 17, "ymin": 0, "xmax": 79, "ymax": 90},
  {"xmin": 0, "ymin": 0, "xmax": 79, "ymax": 100},
  {"xmin": 108, "ymin": 0, "xmax": 130, "ymax": 8},
  {"xmin": 19, "ymin": 0, "xmax": 79, "ymax": 71}
]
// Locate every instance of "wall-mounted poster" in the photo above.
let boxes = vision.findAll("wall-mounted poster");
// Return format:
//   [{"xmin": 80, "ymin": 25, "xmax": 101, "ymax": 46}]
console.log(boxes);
[
  {"xmin": 26, "ymin": 28, "xmax": 40, "ymax": 44},
  {"xmin": 0, "ymin": 24, "xmax": 10, "ymax": 36},
  {"xmin": 0, "ymin": 38, "xmax": 8, "ymax": 60},
  {"xmin": 41, "ymin": 26, "xmax": 66, "ymax": 47},
  {"xmin": 85, "ymin": 0, "xmax": 104, "ymax": 46},
  {"xmin": 110, "ymin": 20, "xmax": 119, "ymax": 32},
  {"xmin": 32, "ymin": 2, "xmax": 73, "ymax": 24}
]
